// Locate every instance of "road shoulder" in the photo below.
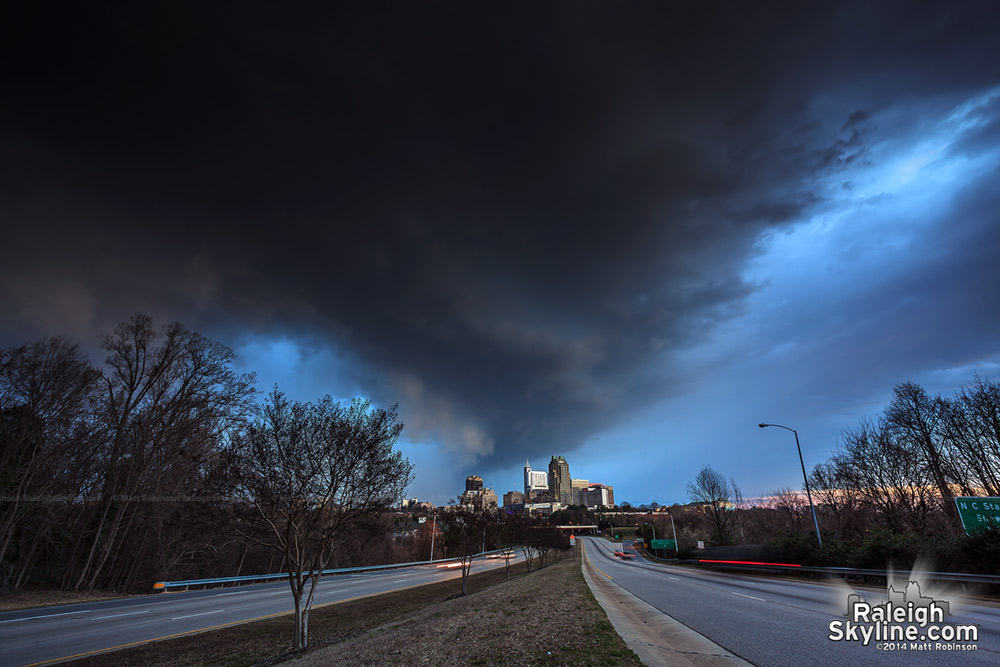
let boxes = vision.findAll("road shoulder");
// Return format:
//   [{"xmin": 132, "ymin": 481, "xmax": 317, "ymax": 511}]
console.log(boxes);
[{"xmin": 581, "ymin": 541, "xmax": 752, "ymax": 667}]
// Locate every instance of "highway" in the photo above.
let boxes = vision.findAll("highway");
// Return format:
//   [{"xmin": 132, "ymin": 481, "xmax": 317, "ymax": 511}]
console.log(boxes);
[
  {"xmin": 0, "ymin": 554, "xmax": 520, "ymax": 667},
  {"xmin": 581, "ymin": 536, "xmax": 999, "ymax": 666}
]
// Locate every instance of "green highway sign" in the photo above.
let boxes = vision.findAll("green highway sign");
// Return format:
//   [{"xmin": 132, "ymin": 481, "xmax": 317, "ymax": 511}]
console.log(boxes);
[
  {"xmin": 650, "ymin": 539, "xmax": 676, "ymax": 549},
  {"xmin": 955, "ymin": 497, "xmax": 1000, "ymax": 535}
]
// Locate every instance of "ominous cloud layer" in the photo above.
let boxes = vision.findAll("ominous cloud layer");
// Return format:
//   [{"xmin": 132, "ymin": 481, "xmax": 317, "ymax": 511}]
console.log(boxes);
[{"xmin": 3, "ymin": 2, "xmax": 999, "ymax": 501}]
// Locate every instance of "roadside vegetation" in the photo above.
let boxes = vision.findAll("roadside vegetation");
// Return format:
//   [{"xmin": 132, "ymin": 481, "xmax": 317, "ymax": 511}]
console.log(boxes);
[
  {"xmin": 0, "ymin": 315, "xmax": 576, "ymax": 651},
  {"xmin": 65, "ymin": 546, "xmax": 640, "ymax": 667},
  {"xmin": 593, "ymin": 377, "xmax": 1000, "ymax": 575}
]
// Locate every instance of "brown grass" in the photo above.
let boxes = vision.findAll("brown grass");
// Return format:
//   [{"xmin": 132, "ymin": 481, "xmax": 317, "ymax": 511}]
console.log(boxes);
[
  {"xmin": 63, "ymin": 548, "xmax": 641, "ymax": 667},
  {"xmin": 286, "ymin": 549, "xmax": 643, "ymax": 667}
]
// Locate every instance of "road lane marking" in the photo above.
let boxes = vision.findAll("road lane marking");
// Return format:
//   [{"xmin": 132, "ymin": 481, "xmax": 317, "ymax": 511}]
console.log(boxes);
[
  {"xmin": 0, "ymin": 610, "xmax": 93, "ymax": 624},
  {"xmin": 731, "ymin": 592, "xmax": 766, "ymax": 601},
  {"xmin": 581, "ymin": 540, "xmax": 613, "ymax": 581},
  {"xmin": 215, "ymin": 591, "xmax": 253, "ymax": 596},
  {"xmin": 92, "ymin": 610, "xmax": 150, "ymax": 620},
  {"xmin": 667, "ymin": 576, "xmax": 680, "ymax": 581},
  {"xmin": 171, "ymin": 610, "xmax": 226, "ymax": 620},
  {"xmin": 20, "ymin": 610, "xmax": 296, "ymax": 667},
  {"xmin": 22, "ymin": 559, "xmax": 513, "ymax": 666}
]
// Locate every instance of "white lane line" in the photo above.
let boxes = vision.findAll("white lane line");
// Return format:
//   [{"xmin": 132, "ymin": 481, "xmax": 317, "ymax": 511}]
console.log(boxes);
[
  {"xmin": 667, "ymin": 576, "xmax": 680, "ymax": 581},
  {"xmin": 93, "ymin": 610, "xmax": 150, "ymax": 620},
  {"xmin": 0, "ymin": 610, "xmax": 93, "ymax": 624},
  {"xmin": 264, "ymin": 591, "xmax": 289, "ymax": 596},
  {"xmin": 731, "ymin": 592, "xmax": 766, "ymax": 602},
  {"xmin": 172, "ymin": 609, "xmax": 227, "ymax": 620},
  {"xmin": 215, "ymin": 591, "xmax": 252, "ymax": 596}
]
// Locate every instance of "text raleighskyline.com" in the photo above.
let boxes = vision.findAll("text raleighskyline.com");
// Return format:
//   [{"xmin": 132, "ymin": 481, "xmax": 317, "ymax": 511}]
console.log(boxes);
[{"xmin": 828, "ymin": 590, "xmax": 977, "ymax": 650}]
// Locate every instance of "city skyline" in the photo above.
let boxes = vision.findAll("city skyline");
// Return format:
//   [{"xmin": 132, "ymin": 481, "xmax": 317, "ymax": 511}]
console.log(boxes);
[{"xmin": 3, "ymin": 4, "xmax": 999, "ymax": 507}]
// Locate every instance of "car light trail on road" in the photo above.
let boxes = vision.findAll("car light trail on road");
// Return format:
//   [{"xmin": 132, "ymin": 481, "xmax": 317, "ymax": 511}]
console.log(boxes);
[{"xmin": 699, "ymin": 559, "xmax": 802, "ymax": 567}]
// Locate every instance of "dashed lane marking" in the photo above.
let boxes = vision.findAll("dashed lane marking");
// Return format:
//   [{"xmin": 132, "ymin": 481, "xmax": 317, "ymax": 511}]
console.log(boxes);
[
  {"xmin": 731, "ymin": 592, "xmax": 766, "ymax": 602},
  {"xmin": 0, "ymin": 610, "xmax": 93, "ymax": 624},
  {"xmin": 92, "ymin": 610, "xmax": 150, "ymax": 620}
]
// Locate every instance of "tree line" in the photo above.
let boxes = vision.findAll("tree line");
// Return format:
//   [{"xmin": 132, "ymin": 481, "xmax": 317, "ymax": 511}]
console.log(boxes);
[
  {"xmin": 682, "ymin": 378, "xmax": 1000, "ymax": 571},
  {"xmin": 0, "ymin": 314, "xmax": 419, "ymax": 598},
  {"xmin": 437, "ymin": 502, "xmax": 570, "ymax": 595}
]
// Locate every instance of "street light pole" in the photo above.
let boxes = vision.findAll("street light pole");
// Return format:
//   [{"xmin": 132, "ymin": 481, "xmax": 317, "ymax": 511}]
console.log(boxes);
[
  {"xmin": 759, "ymin": 423, "xmax": 822, "ymax": 547},
  {"xmin": 429, "ymin": 514, "xmax": 437, "ymax": 562}
]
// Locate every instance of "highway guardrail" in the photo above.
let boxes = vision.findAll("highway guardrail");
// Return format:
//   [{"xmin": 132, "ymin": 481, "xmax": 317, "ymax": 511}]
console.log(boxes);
[
  {"xmin": 629, "ymin": 544, "xmax": 1000, "ymax": 585},
  {"xmin": 153, "ymin": 548, "xmax": 512, "ymax": 591},
  {"xmin": 688, "ymin": 559, "xmax": 1000, "ymax": 585}
]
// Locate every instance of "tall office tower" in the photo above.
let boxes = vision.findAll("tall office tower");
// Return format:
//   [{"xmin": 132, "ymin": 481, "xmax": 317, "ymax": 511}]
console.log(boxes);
[
  {"xmin": 465, "ymin": 475, "xmax": 484, "ymax": 492},
  {"xmin": 548, "ymin": 455, "xmax": 571, "ymax": 504},
  {"xmin": 523, "ymin": 460, "xmax": 548, "ymax": 494}
]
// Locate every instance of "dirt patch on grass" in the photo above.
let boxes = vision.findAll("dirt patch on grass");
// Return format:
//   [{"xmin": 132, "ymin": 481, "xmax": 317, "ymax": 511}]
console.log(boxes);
[{"xmin": 284, "ymin": 550, "xmax": 643, "ymax": 667}]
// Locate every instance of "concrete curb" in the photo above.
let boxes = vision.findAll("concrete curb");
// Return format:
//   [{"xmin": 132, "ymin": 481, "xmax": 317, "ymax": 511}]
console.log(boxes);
[{"xmin": 581, "ymin": 540, "xmax": 753, "ymax": 667}]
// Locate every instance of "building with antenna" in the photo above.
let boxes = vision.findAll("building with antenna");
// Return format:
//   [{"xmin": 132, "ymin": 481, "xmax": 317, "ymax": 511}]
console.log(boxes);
[{"xmin": 523, "ymin": 460, "xmax": 548, "ymax": 494}]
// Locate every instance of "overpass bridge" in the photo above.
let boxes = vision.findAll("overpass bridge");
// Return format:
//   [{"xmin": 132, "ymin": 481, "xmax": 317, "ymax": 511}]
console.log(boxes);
[{"xmin": 555, "ymin": 524, "xmax": 598, "ymax": 534}]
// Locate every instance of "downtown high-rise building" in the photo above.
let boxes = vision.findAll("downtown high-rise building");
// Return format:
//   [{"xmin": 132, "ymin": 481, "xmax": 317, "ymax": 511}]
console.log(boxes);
[
  {"xmin": 523, "ymin": 460, "xmax": 548, "ymax": 494},
  {"xmin": 548, "ymin": 455, "xmax": 571, "ymax": 505}
]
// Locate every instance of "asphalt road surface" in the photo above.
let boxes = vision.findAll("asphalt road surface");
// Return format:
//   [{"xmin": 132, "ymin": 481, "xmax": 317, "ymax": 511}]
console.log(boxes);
[
  {"xmin": 581, "ymin": 536, "xmax": 998, "ymax": 666},
  {"xmin": 0, "ymin": 553, "xmax": 521, "ymax": 667}
]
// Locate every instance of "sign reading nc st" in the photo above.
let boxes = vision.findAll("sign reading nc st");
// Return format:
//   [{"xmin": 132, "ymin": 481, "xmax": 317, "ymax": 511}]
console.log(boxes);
[{"xmin": 955, "ymin": 497, "xmax": 1000, "ymax": 535}]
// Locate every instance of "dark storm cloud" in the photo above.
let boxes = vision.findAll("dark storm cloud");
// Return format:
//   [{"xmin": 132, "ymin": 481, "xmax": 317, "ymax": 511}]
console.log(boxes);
[{"xmin": 2, "ymin": 2, "xmax": 999, "ymax": 471}]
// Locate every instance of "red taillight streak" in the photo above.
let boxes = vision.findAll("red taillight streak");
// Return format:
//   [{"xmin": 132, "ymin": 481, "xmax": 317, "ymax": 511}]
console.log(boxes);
[{"xmin": 698, "ymin": 559, "xmax": 802, "ymax": 567}]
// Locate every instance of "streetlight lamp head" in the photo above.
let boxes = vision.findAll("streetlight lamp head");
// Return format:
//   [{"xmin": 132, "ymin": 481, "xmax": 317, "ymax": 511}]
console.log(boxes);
[{"xmin": 758, "ymin": 423, "xmax": 768, "ymax": 428}]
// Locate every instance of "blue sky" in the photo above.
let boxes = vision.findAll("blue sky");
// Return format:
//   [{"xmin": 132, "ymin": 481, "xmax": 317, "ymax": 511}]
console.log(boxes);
[{"xmin": 3, "ymin": 3, "xmax": 999, "ymax": 507}]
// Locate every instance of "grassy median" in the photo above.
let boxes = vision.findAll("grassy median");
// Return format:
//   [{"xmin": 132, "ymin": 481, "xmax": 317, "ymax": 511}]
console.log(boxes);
[{"xmin": 65, "ymin": 547, "xmax": 642, "ymax": 667}]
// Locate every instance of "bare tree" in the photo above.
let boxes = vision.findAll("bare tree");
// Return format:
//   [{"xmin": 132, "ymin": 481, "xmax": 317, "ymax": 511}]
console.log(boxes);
[
  {"xmin": 686, "ymin": 466, "xmax": 742, "ymax": 546},
  {"xmin": 808, "ymin": 461, "xmax": 865, "ymax": 541},
  {"xmin": 528, "ymin": 523, "xmax": 568, "ymax": 567},
  {"xmin": 0, "ymin": 338, "xmax": 101, "ymax": 590},
  {"xmin": 513, "ymin": 514, "xmax": 538, "ymax": 572},
  {"xmin": 834, "ymin": 417, "xmax": 935, "ymax": 534},
  {"xmin": 885, "ymin": 382, "xmax": 958, "ymax": 521},
  {"xmin": 440, "ymin": 499, "xmax": 494, "ymax": 595},
  {"xmin": 941, "ymin": 376, "xmax": 1000, "ymax": 497},
  {"xmin": 760, "ymin": 487, "xmax": 809, "ymax": 536},
  {"xmin": 72, "ymin": 314, "xmax": 256, "ymax": 591},
  {"xmin": 493, "ymin": 510, "xmax": 519, "ymax": 581},
  {"xmin": 225, "ymin": 388, "xmax": 412, "ymax": 650}
]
